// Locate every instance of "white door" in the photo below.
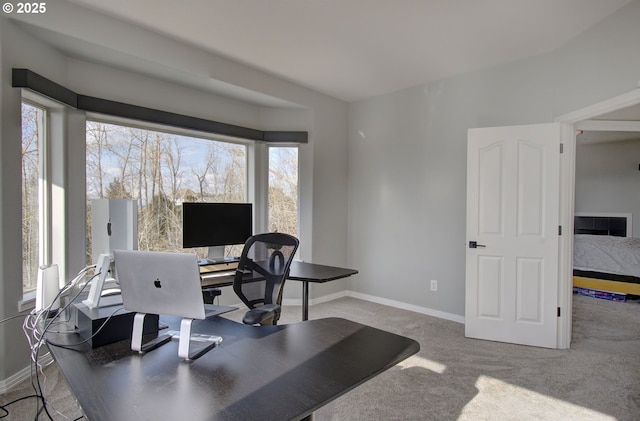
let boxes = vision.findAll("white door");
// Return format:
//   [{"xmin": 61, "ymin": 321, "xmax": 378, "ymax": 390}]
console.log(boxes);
[{"xmin": 466, "ymin": 123, "xmax": 561, "ymax": 348}]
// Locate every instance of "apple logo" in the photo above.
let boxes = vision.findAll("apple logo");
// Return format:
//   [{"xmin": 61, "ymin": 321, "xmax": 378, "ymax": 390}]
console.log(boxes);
[{"xmin": 153, "ymin": 278, "xmax": 162, "ymax": 288}]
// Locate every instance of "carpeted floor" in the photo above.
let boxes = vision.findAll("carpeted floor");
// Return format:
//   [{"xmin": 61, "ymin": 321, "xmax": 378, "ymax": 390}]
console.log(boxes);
[{"xmin": 2, "ymin": 294, "xmax": 639, "ymax": 420}]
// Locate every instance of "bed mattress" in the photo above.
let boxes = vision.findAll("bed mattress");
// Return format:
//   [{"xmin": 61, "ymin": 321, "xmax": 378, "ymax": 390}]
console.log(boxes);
[
  {"xmin": 573, "ymin": 234, "xmax": 640, "ymax": 295},
  {"xmin": 573, "ymin": 234, "xmax": 640, "ymax": 278}
]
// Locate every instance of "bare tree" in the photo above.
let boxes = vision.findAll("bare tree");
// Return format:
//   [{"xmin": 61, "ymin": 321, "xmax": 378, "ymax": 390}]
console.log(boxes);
[
  {"xmin": 165, "ymin": 137, "xmax": 185, "ymax": 199},
  {"xmin": 86, "ymin": 122, "xmax": 109, "ymax": 198},
  {"xmin": 269, "ymin": 147, "xmax": 298, "ymax": 236},
  {"xmin": 21, "ymin": 104, "xmax": 43, "ymax": 291},
  {"xmin": 192, "ymin": 145, "xmax": 216, "ymax": 200}
]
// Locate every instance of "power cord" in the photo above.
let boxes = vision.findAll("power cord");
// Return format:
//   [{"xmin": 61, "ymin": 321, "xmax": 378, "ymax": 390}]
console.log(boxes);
[
  {"xmin": 0, "ymin": 313, "xmax": 30, "ymax": 325},
  {"xmin": 0, "ymin": 394, "xmax": 43, "ymax": 419},
  {"xmin": 4, "ymin": 263, "xmax": 122, "ymax": 420},
  {"xmin": 18, "ymin": 264, "xmax": 97, "ymax": 421}
]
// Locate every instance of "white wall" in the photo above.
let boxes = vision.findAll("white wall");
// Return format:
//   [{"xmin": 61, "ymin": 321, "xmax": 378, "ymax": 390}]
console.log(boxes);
[
  {"xmin": 347, "ymin": 0, "xmax": 640, "ymax": 317},
  {"xmin": 575, "ymin": 139, "xmax": 640, "ymax": 237},
  {"xmin": 0, "ymin": 17, "xmax": 69, "ymax": 385}
]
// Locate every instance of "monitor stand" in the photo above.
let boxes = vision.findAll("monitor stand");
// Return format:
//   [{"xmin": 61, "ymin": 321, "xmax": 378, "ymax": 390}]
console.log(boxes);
[
  {"xmin": 197, "ymin": 246, "xmax": 224, "ymax": 265},
  {"xmin": 198, "ymin": 246, "xmax": 239, "ymax": 265}
]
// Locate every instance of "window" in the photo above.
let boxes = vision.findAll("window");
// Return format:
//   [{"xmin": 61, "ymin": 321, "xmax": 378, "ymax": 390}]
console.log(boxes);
[
  {"xmin": 268, "ymin": 146, "xmax": 299, "ymax": 236},
  {"xmin": 85, "ymin": 120, "xmax": 247, "ymax": 260},
  {"xmin": 21, "ymin": 102, "xmax": 48, "ymax": 294}
]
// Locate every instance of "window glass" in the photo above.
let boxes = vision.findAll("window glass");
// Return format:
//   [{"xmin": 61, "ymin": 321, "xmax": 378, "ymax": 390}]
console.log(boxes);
[
  {"xmin": 22, "ymin": 102, "xmax": 46, "ymax": 294},
  {"xmin": 268, "ymin": 147, "xmax": 299, "ymax": 236},
  {"xmin": 86, "ymin": 121, "xmax": 247, "ymax": 260}
]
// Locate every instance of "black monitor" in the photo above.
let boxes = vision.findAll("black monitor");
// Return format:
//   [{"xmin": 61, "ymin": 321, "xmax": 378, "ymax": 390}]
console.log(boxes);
[{"xmin": 182, "ymin": 202, "xmax": 253, "ymax": 264}]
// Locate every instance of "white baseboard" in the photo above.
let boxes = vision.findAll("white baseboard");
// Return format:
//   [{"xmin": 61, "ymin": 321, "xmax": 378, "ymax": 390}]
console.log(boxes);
[
  {"xmin": 346, "ymin": 291, "xmax": 465, "ymax": 324},
  {"xmin": 285, "ymin": 289, "xmax": 464, "ymax": 324},
  {"xmin": 0, "ymin": 352, "xmax": 53, "ymax": 394}
]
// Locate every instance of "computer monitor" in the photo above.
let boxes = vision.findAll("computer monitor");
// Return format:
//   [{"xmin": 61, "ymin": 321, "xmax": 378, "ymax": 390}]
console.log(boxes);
[{"xmin": 182, "ymin": 202, "xmax": 253, "ymax": 264}]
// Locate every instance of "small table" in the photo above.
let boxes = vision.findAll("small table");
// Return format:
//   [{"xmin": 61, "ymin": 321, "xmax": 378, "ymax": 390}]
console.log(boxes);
[
  {"xmin": 287, "ymin": 261, "xmax": 358, "ymax": 320},
  {"xmin": 201, "ymin": 261, "xmax": 358, "ymax": 321},
  {"xmin": 47, "ymin": 315, "xmax": 419, "ymax": 421}
]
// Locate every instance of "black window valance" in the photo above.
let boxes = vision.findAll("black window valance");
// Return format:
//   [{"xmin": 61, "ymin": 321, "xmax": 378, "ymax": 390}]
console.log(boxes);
[{"xmin": 13, "ymin": 68, "xmax": 307, "ymax": 143}]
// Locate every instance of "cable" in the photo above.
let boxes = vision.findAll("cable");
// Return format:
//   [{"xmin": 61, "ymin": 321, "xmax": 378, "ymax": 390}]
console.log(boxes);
[
  {"xmin": 25, "ymin": 267, "xmax": 97, "ymax": 350},
  {"xmin": 30, "ymin": 270, "xmax": 97, "ymax": 420},
  {"xmin": 0, "ymin": 313, "xmax": 28, "ymax": 325},
  {"xmin": 0, "ymin": 394, "xmax": 43, "ymax": 419},
  {"xmin": 19, "ymin": 264, "xmax": 96, "ymax": 421},
  {"xmin": 31, "ymin": 273, "xmax": 119, "ymax": 419}
]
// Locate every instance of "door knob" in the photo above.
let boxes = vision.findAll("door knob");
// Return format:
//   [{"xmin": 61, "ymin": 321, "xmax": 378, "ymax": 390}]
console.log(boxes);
[{"xmin": 469, "ymin": 241, "xmax": 486, "ymax": 248}]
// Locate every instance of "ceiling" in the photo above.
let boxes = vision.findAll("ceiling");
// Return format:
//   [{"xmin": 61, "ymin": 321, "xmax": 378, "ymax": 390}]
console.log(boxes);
[
  {"xmin": 10, "ymin": 0, "xmax": 640, "ymax": 143},
  {"xmin": 65, "ymin": 0, "xmax": 632, "ymax": 103}
]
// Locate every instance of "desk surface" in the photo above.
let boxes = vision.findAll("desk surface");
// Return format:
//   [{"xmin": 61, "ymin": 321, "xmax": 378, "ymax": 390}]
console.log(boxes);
[
  {"xmin": 201, "ymin": 260, "xmax": 358, "ymax": 287},
  {"xmin": 48, "ymin": 316, "xmax": 418, "ymax": 421},
  {"xmin": 287, "ymin": 261, "xmax": 358, "ymax": 282}
]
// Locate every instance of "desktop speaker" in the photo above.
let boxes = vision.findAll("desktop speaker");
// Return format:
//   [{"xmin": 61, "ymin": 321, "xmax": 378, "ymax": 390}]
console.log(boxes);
[{"xmin": 35, "ymin": 264, "xmax": 60, "ymax": 313}]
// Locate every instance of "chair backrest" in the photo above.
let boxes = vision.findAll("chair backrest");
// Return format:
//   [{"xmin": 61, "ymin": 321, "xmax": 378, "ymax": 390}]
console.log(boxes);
[{"xmin": 233, "ymin": 233, "xmax": 299, "ymax": 313}]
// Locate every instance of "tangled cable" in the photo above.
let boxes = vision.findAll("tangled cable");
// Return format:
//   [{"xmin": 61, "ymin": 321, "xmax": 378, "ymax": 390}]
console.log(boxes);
[{"xmin": 18, "ymin": 264, "xmax": 97, "ymax": 420}]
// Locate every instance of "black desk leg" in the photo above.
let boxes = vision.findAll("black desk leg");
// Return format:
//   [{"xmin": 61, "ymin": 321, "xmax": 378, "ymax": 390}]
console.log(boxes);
[{"xmin": 302, "ymin": 280, "xmax": 309, "ymax": 321}]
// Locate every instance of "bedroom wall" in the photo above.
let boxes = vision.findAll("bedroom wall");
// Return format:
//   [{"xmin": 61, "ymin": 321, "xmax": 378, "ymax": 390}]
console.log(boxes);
[
  {"xmin": 347, "ymin": 0, "xmax": 640, "ymax": 318},
  {"xmin": 575, "ymin": 139, "xmax": 640, "ymax": 237}
]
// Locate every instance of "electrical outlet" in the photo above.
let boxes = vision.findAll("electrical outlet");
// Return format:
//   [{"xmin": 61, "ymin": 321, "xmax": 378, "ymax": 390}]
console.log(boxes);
[{"xmin": 430, "ymin": 280, "xmax": 437, "ymax": 291}]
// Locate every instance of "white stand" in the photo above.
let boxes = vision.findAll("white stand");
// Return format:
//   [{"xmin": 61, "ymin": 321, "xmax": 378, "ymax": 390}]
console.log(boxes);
[
  {"xmin": 131, "ymin": 312, "xmax": 147, "ymax": 353},
  {"xmin": 82, "ymin": 254, "xmax": 113, "ymax": 309},
  {"xmin": 131, "ymin": 313, "xmax": 171, "ymax": 354},
  {"xmin": 178, "ymin": 318, "xmax": 195, "ymax": 360},
  {"xmin": 178, "ymin": 319, "xmax": 222, "ymax": 360}
]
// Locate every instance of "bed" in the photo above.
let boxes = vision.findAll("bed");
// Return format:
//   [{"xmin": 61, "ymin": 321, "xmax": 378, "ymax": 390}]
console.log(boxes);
[{"xmin": 573, "ymin": 214, "xmax": 640, "ymax": 296}]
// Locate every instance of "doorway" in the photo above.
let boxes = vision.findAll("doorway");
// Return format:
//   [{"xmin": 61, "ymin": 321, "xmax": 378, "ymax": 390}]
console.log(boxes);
[{"xmin": 556, "ymin": 88, "xmax": 640, "ymax": 348}]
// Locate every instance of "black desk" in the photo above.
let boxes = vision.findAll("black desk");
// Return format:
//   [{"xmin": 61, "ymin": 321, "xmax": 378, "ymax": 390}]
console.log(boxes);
[
  {"xmin": 201, "ymin": 261, "xmax": 358, "ymax": 321},
  {"xmin": 47, "ymin": 316, "xmax": 419, "ymax": 421}
]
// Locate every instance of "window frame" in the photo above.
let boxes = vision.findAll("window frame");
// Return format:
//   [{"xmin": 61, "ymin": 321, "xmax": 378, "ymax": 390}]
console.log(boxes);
[
  {"xmin": 20, "ymin": 98, "xmax": 51, "ymax": 302},
  {"xmin": 19, "ymin": 92, "xmax": 76, "ymax": 311}
]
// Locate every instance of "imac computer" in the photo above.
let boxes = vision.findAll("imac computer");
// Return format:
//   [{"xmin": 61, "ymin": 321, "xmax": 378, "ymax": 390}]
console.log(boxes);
[{"xmin": 182, "ymin": 202, "xmax": 253, "ymax": 265}]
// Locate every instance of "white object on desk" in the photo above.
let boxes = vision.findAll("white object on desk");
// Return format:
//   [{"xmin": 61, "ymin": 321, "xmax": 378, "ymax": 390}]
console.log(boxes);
[
  {"xmin": 82, "ymin": 253, "xmax": 113, "ymax": 309},
  {"xmin": 36, "ymin": 264, "xmax": 60, "ymax": 312}
]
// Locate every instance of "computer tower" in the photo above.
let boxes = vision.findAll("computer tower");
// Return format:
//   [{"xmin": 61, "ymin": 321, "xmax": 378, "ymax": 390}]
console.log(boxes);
[{"xmin": 91, "ymin": 199, "xmax": 138, "ymax": 262}]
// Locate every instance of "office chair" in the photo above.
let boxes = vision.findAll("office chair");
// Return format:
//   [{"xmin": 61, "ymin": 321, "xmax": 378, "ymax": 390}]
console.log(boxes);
[{"xmin": 233, "ymin": 232, "xmax": 299, "ymax": 326}]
